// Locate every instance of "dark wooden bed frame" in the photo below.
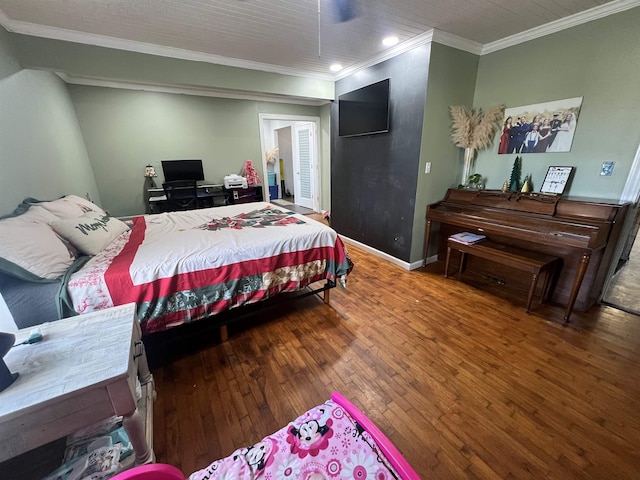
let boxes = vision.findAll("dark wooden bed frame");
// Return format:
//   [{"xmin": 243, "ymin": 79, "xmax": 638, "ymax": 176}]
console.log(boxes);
[{"xmin": 141, "ymin": 279, "xmax": 337, "ymax": 367}]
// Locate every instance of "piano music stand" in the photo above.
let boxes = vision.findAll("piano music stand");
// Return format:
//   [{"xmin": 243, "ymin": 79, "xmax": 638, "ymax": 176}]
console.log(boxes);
[{"xmin": 541, "ymin": 166, "xmax": 574, "ymax": 195}]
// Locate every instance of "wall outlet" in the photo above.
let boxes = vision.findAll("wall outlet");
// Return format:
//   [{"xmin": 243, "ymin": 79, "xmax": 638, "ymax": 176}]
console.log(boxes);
[{"xmin": 425, "ymin": 162, "xmax": 431, "ymax": 174}]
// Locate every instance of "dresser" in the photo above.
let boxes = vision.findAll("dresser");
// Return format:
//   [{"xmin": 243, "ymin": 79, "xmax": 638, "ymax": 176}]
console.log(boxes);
[{"xmin": 0, "ymin": 303, "xmax": 155, "ymax": 474}]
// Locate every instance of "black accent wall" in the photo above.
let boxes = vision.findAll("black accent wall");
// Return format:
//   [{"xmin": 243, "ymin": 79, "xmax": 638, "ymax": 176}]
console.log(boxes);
[{"xmin": 331, "ymin": 45, "xmax": 430, "ymax": 262}]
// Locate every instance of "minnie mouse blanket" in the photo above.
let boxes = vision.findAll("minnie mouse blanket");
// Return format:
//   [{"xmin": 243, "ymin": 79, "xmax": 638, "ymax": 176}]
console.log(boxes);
[{"xmin": 188, "ymin": 392, "xmax": 420, "ymax": 480}]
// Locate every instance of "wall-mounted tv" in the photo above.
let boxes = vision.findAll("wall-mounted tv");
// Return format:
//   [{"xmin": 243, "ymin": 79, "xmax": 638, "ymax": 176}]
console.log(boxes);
[
  {"xmin": 338, "ymin": 79, "xmax": 390, "ymax": 137},
  {"xmin": 161, "ymin": 159, "xmax": 205, "ymax": 182}
]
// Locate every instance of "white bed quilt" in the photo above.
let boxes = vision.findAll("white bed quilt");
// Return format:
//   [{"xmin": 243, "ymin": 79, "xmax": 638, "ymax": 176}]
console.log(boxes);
[{"xmin": 66, "ymin": 203, "xmax": 351, "ymax": 334}]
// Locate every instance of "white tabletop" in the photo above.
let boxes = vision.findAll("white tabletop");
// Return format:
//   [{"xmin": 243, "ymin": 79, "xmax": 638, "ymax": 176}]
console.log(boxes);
[{"xmin": 0, "ymin": 303, "xmax": 138, "ymax": 421}]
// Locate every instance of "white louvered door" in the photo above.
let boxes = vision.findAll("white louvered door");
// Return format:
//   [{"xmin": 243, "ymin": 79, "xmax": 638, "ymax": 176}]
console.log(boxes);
[{"xmin": 292, "ymin": 122, "xmax": 315, "ymax": 209}]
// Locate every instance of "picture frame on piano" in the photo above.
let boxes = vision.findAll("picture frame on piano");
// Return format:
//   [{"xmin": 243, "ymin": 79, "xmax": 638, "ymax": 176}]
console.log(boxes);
[{"xmin": 540, "ymin": 166, "xmax": 574, "ymax": 195}]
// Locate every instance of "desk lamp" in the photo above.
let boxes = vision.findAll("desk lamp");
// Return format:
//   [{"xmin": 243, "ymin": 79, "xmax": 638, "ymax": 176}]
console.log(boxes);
[
  {"xmin": 144, "ymin": 165, "xmax": 158, "ymax": 188},
  {"xmin": 0, "ymin": 332, "xmax": 19, "ymax": 392}
]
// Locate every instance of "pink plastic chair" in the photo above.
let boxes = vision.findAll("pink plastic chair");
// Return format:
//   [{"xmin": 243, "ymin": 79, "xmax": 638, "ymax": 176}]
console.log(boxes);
[{"xmin": 111, "ymin": 464, "xmax": 185, "ymax": 480}]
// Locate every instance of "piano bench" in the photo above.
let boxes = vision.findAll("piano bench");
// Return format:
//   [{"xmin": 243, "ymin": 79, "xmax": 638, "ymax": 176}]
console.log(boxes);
[{"xmin": 445, "ymin": 239, "xmax": 561, "ymax": 313}]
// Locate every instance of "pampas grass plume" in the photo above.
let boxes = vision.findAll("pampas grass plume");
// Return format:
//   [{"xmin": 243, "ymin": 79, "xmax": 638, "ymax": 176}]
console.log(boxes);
[
  {"xmin": 266, "ymin": 145, "xmax": 279, "ymax": 164},
  {"xmin": 449, "ymin": 104, "xmax": 505, "ymax": 151}
]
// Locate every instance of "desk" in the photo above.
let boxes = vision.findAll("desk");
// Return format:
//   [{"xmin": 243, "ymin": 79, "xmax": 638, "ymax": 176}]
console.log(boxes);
[
  {"xmin": 0, "ymin": 303, "xmax": 155, "ymax": 467},
  {"xmin": 148, "ymin": 183, "xmax": 229, "ymax": 213},
  {"xmin": 147, "ymin": 184, "xmax": 264, "ymax": 213}
]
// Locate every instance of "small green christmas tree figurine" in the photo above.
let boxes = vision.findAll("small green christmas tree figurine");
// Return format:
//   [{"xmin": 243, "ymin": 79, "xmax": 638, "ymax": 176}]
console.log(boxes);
[{"xmin": 509, "ymin": 156, "xmax": 522, "ymax": 192}]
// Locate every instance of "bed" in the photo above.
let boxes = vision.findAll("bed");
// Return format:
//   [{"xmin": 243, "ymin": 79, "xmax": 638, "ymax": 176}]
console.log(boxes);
[
  {"xmin": 187, "ymin": 391, "xmax": 420, "ymax": 480},
  {"xmin": 0, "ymin": 196, "xmax": 352, "ymax": 336},
  {"xmin": 112, "ymin": 392, "xmax": 420, "ymax": 480},
  {"xmin": 189, "ymin": 392, "xmax": 420, "ymax": 480}
]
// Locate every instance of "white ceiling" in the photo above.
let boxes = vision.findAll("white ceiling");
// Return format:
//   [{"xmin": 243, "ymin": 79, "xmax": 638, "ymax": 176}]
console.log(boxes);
[{"xmin": 0, "ymin": 0, "xmax": 637, "ymax": 80}]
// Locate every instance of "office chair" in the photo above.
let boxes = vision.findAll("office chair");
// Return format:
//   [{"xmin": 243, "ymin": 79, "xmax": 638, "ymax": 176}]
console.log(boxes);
[{"xmin": 162, "ymin": 179, "xmax": 198, "ymax": 211}]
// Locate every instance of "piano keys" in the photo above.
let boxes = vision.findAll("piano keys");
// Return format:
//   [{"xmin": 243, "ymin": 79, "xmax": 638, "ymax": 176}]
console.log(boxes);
[{"xmin": 424, "ymin": 189, "xmax": 630, "ymax": 321}]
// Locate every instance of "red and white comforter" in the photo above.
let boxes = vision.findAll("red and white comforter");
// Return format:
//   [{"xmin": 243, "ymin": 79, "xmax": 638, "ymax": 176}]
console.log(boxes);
[{"xmin": 66, "ymin": 203, "xmax": 351, "ymax": 334}]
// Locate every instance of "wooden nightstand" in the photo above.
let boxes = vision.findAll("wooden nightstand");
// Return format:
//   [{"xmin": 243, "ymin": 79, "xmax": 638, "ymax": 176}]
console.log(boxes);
[{"xmin": 0, "ymin": 303, "xmax": 155, "ymax": 472}]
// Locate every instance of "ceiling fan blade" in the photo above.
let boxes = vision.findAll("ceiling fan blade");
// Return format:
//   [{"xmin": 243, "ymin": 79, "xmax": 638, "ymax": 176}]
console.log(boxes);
[{"xmin": 331, "ymin": 0, "xmax": 358, "ymax": 22}]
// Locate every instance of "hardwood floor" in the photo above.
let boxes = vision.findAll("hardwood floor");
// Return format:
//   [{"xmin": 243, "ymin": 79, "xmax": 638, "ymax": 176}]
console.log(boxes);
[
  {"xmin": 151, "ymin": 241, "xmax": 640, "ymax": 479},
  {"xmin": 603, "ymin": 231, "xmax": 640, "ymax": 315}
]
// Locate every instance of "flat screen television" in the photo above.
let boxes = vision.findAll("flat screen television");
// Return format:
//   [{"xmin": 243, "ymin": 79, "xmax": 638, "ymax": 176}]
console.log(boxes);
[
  {"xmin": 338, "ymin": 79, "xmax": 390, "ymax": 137},
  {"xmin": 161, "ymin": 159, "xmax": 205, "ymax": 182}
]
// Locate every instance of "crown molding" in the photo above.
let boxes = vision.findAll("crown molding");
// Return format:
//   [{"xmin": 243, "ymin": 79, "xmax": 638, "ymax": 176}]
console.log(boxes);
[
  {"xmin": 4, "ymin": 1, "xmax": 638, "ymax": 82},
  {"xmin": 432, "ymin": 30, "xmax": 483, "ymax": 55},
  {"xmin": 482, "ymin": 0, "xmax": 640, "ymax": 54},
  {"xmin": 57, "ymin": 73, "xmax": 331, "ymax": 106},
  {"xmin": 1, "ymin": 16, "xmax": 335, "ymax": 81},
  {"xmin": 334, "ymin": 30, "xmax": 436, "ymax": 80},
  {"xmin": 333, "ymin": 28, "xmax": 483, "ymax": 80}
]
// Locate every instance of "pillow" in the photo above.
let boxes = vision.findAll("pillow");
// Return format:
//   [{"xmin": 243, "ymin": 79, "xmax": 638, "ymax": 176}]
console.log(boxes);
[
  {"xmin": 0, "ymin": 207, "xmax": 77, "ymax": 280},
  {"xmin": 51, "ymin": 212, "xmax": 130, "ymax": 256},
  {"xmin": 2, "ymin": 204, "xmax": 60, "ymax": 224},
  {"xmin": 36, "ymin": 194, "xmax": 106, "ymax": 220}
]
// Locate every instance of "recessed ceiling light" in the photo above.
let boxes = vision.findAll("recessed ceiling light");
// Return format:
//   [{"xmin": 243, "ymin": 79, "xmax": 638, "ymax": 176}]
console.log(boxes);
[
  {"xmin": 330, "ymin": 64, "xmax": 343, "ymax": 72},
  {"xmin": 382, "ymin": 36, "xmax": 399, "ymax": 47}
]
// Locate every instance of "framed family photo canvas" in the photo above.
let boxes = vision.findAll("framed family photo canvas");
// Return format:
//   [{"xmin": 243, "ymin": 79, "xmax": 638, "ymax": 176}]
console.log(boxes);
[{"xmin": 497, "ymin": 97, "xmax": 583, "ymax": 154}]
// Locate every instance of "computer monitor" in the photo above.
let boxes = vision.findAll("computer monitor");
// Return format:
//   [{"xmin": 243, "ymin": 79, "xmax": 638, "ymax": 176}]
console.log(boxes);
[{"xmin": 161, "ymin": 159, "xmax": 205, "ymax": 182}]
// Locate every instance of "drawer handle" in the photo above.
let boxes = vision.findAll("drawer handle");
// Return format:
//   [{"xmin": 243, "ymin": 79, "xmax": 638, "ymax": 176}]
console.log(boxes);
[{"xmin": 133, "ymin": 341, "xmax": 144, "ymax": 359}]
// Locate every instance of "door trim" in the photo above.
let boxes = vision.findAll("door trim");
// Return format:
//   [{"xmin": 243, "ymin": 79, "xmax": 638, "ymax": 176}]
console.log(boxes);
[
  {"xmin": 600, "ymin": 140, "xmax": 640, "ymax": 301},
  {"xmin": 258, "ymin": 114, "xmax": 321, "ymax": 212}
]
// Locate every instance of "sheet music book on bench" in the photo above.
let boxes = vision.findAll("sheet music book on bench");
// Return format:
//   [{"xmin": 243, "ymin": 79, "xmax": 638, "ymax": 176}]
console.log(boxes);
[{"xmin": 449, "ymin": 231, "xmax": 486, "ymax": 245}]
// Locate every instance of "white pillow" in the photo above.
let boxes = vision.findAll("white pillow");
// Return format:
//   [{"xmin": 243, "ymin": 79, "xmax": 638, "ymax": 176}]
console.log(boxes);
[
  {"xmin": 38, "ymin": 195, "xmax": 106, "ymax": 220},
  {"xmin": 51, "ymin": 212, "xmax": 130, "ymax": 256},
  {"xmin": 17, "ymin": 205, "xmax": 61, "ymax": 224},
  {"xmin": 20, "ymin": 205, "xmax": 83, "ymax": 258},
  {"xmin": 0, "ymin": 208, "xmax": 76, "ymax": 280}
]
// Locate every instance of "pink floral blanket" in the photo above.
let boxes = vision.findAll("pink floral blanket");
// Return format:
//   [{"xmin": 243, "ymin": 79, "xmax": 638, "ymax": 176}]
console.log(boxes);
[{"xmin": 188, "ymin": 393, "xmax": 420, "ymax": 480}]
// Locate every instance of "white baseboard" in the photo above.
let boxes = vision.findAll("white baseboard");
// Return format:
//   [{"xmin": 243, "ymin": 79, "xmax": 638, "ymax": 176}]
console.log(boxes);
[
  {"xmin": 339, "ymin": 236, "xmax": 437, "ymax": 271},
  {"xmin": 424, "ymin": 254, "xmax": 439, "ymax": 266}
]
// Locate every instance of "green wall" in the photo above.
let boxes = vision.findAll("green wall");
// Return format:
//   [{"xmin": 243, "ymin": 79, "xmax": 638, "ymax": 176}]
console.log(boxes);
[
  {"xmin": 4, "ymin": 8, "xmax": 640, "ymax": 263},
  {"xmin": 69, "ymin": 85, "xmax": 325, "ymax": 216},
  {"xmin": 12, "ymin": 34, "xmax": 335, "ymax": 102},
  {"xmin": 0, "ymin": 29, "xmax": 100, "ymax": 216},
  {"xmin": 473, "ymin": 7, "xmax": 640, "ymax": 199},
  {"xmin": 411, "ymin": 43, "xmax": 479, "ymax": 262},
  {"xmin": 320, "ymin": 103, "xmax": 332, "ymax": 213},
  {"xmin": 0, "ymin": 25, "xmax": 19, "ymax": 78}
]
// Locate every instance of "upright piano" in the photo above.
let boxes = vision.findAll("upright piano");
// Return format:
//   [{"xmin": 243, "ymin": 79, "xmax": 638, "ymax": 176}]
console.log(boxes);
[{"xmin": 425, "ymin": 189, "xmax": 630, "ymax": 320}]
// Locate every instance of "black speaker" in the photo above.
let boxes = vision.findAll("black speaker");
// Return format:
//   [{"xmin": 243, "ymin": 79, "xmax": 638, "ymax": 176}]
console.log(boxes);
[{"xmin": 0, "ymin": 332, "xmax": 19, "ymax": 392}]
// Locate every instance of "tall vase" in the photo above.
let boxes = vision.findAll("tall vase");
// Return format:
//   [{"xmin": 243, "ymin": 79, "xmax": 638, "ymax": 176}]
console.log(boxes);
[{"xmin": 461, "ymin": 147, "xmax": 475, "ymax": 186}]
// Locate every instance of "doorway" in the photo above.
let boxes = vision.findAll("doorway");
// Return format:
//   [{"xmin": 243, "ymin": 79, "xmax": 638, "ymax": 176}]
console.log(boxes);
[
  {"xmin": 602, "ymin": 207, "xmax": 640, "ymax": 314},
  {"xmin": 258, "ymin": 114, "xmax": 320, "ymax": 214},
  {"xmin": 601, "ymin": 141, "xmax": 640, "ymax": 315}
]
